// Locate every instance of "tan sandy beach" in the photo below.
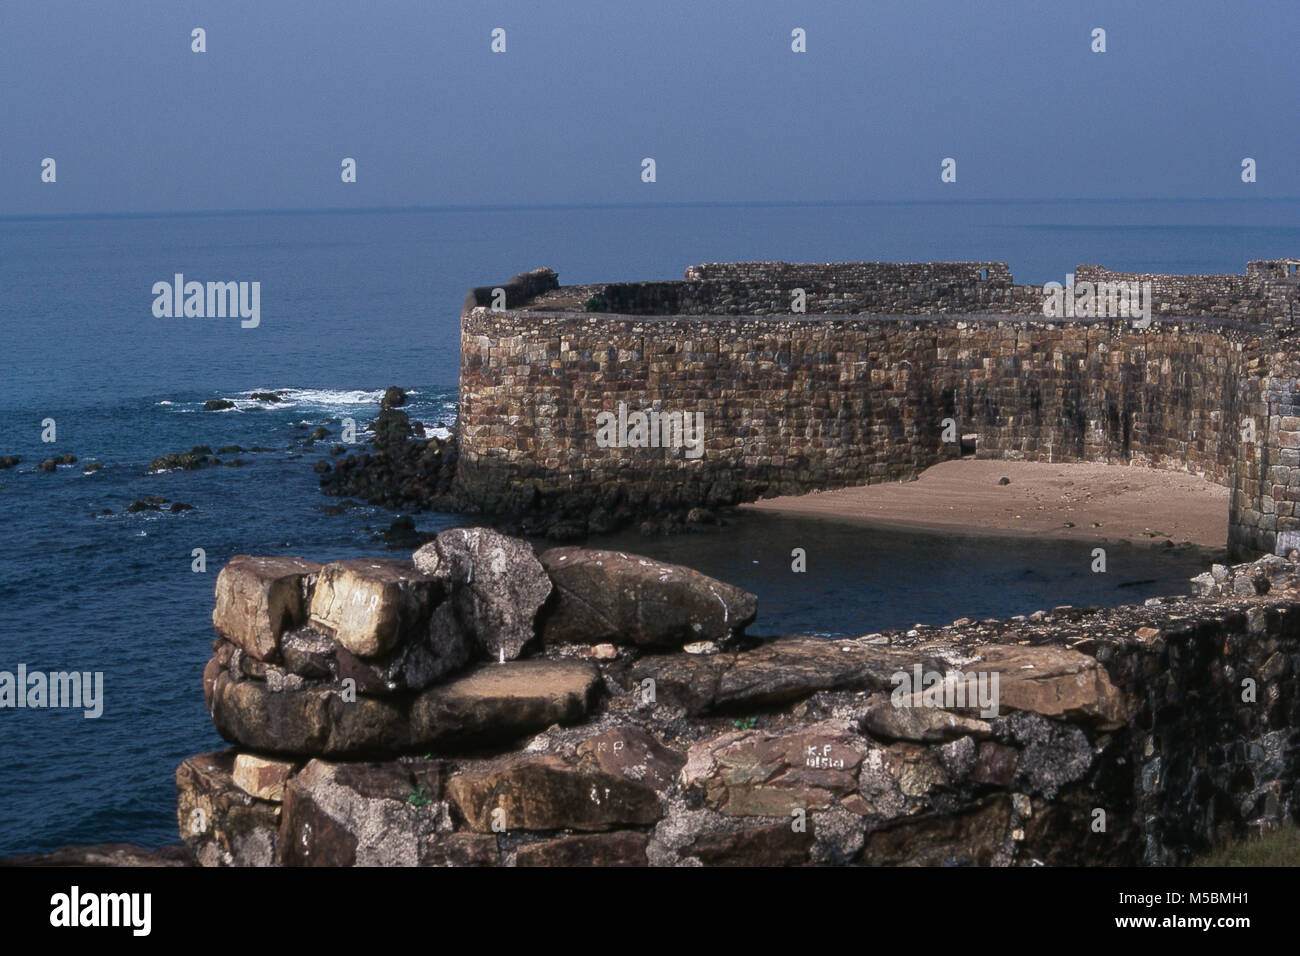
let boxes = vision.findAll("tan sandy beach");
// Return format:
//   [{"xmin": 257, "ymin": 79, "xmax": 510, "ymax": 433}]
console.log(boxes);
[{"xmin": 741, "ymin": 459, "xmax": 1230, "ymax": 549}]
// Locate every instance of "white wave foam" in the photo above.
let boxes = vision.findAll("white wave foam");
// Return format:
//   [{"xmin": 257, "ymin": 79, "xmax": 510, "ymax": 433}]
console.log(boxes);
[{"xmin": 242, "ymin": 387, "xmax": 387, "ymax": 407}]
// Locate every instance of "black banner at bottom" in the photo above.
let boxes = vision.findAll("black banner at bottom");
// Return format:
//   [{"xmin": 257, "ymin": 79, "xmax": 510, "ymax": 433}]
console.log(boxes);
[{"xmin": 0, "ymin": 864, "xmax": 1276, "ymax": 944}]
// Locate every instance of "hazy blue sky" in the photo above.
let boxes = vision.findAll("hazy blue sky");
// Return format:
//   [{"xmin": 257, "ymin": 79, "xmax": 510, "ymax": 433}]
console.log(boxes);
[{"xmin": 2, "ymin": 0, "xmax": 1295, "ymax": 215}]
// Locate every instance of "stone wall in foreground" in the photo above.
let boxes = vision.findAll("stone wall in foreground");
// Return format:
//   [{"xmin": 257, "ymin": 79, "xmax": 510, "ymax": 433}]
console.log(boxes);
[{"xmin": 176, "ymin": 532, "xmax": 1300, "ymax": 867}]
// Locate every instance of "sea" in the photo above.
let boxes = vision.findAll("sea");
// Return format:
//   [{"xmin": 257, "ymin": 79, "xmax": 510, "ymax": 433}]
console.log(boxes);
[{"xmin": 1, "ymin": 198, "xmax": 1297, "ymax": 855}]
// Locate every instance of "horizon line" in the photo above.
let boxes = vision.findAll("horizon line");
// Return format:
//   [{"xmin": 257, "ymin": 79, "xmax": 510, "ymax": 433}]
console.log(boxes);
[{"xmin": 4, "ymin": 196, "xmax": 1300, "ymax": 223}]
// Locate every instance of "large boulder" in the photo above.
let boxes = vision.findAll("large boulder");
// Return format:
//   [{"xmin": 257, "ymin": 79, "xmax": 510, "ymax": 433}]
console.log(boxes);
[
  {"xmin": 632, "ymin": 636, "xmax": 949, "ymax": 715},
  {"xmin": 975, "ymin": 644, "xmax": 1131, "ymax": 730},
  {"xmin": 212, "ymin": 556, "xmax": 322, "ymax": 662},
  {"xmin": 175, "ymin": 750, "xmax": 281, "ymax": 867},
  {"xmin": 413, "ymin": 528, "xmax": 551, "ymax": 662},
  {"xmin": 447, "ymin": 754, "xmax": 661, "ymax": 833},
  {"xmin": 576, "ymin": 725, "xmax": 686, "ymax": 793},
  {"xmin": 682, "ymin": 720, "xmax": 868, "ymax": 817},
  {"xmin": 309, "ymin": 559, "xmax": 443, "ymax": 659},
  {"xmin": 300, "ymin": 558, "xmax": 471, "ymax": 692},
  {"xmin": 861, "ymin": 692, "xmax": 994, "ymax": 743},
  {"xmin": 537, "ymin": 547, "xmax": 757, "ymax": 648},
  {"xmin": 206, "ymin": 658, "xmax": 601, "ymax": 758},
  {"xmin": 277, "ymin": 758, "xmax": 445, "ymax": 866}
]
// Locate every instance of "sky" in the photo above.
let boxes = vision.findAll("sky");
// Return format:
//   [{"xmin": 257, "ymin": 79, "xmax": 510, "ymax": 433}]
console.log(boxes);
[{"xmin": 1, "ymin": 0, "xmax": 1296, "ymax": 216}]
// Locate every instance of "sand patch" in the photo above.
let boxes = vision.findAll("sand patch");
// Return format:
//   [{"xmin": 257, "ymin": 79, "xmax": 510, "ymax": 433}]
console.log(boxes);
[{"xmin": 741, "ymin": 459, "xmax": 1229, "ymax": 548}]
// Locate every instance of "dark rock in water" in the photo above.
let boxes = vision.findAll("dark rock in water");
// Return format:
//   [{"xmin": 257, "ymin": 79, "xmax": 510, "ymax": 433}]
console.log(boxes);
[
  {"xmin": 310, "ymin": 426, "xmax": 331, "ymax": 441},
  {"xmin": 330, "ymin": 445, "xmax": 346, "ymax": 456},
  {"xmin": 223, "ymin": 459, "xmax": 248, "ymax": 467},
  {"xmin": 57, "ymin": 454, "xmax": 77, "ymax": 465},
  {"xmin": 36, "ymin": 459, "xmax": 57, "ymax": 472},
  {"xmin": 249, "ymin": 392, "xmax": 282, "ymax": 403},
  {"xmin": 413, "ymin": 527, "xmax": 552, "ymax": 662},
  {"xmin": 998, "ymin": 476, "xmax": 1011, "ymax": 485},
  {"xmin": 125, "ymin": 495, "xmax": 194, "ymax": 515},
  {"xmin": 205, "ymin": 399, "xmax": 236, "ymax": 411},
  {"xmin": 542, "ymin": 521, "xmax": 587, "ymax": 541},
  {"xmin": 0, "ymin": 843, "xmax": 193, "ymax": 867},
  {"xmin": 640, "ymin": 515, "xmax": 694, "ymax": 536},
  {"xmin": 319, "ymin": 432, "xmax": 458, "ymax": 513},
  {"xmin": 82, "ymin": 461, "xmax": 103, "ymax": 473},
  {"xmin": 313, "ymin": 460, "xmax": 331, "ymax": 474},
  {"xmin": 372, "ymin": 408, "xmax": 411, "ymax": 450},
  {"xmin": 378, "ymin": 515, "xmax": 436, "ymax": 548},
  {"xmin": 537, "ymin": 547, "xmax": 757, "ymax": 648},
  {"xmin": 150, "ymin": 452, "xmax": 204, "ymax": 471},
  {"xmin": 685, "ymin": 507, "xmax": 721, "ymax": 527},
  {"xmin": 0, "ymin": 456, "xmax": 20, "ymax": 469},
  {"xmin": 191, "ymin": 445, "xmax": 213, "ymax": 456},
  {"xmin": 381, "ymin": 386, "xmax": 407, "ymax": 410},
  {"xmin": 217, "ymin": 445, "xmax": 244, "ymax": 455}
]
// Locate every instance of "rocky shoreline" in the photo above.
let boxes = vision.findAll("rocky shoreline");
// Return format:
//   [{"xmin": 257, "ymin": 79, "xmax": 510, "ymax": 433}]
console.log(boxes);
[
  {"xmin": 316, "ymin": 390, "xmax": 729, "ymax": 539},
  {"xmin": 10, "ymin": 531, "xmax": 1296, "ymax": 867}
]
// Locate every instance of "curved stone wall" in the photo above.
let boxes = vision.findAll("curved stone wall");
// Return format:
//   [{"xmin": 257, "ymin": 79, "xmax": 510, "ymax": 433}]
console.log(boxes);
[{"xmin": 456, "ymin": 262, "xmax": 1300, "ymax": 555}]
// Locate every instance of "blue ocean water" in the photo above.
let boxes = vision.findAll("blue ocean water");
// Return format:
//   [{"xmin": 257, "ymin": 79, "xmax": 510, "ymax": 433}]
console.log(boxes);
[{"xmin": 0, "ymin": 199, "xmax": 1296, "ymax": 855}]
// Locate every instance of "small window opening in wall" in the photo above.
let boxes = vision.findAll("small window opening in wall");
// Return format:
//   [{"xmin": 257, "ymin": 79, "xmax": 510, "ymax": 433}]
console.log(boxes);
[
  {"xmin": 1289, "ymin": 262, "xmax": 1298, "ymax": 276},
  {"xmin": 979, "ymin": 268, "xmax": 989, "ymax": 280},
  {"xmin": 960, "ymin": 433, "xmax": 978, "ymax": 457}
]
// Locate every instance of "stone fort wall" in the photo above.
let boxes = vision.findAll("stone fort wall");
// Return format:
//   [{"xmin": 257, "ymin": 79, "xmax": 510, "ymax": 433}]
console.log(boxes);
[{"xmin": 456, "ymin": 260, "xmax": 1300, "ymax": 555}]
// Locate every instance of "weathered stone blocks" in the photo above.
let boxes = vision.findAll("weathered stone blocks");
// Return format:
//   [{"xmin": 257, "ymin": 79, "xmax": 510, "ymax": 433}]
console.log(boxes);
[
  {"xmin": 176, "ymin": 750, "xmax": 281, "ymax": 867},
  {"xmin": 538, "ymin": 547, "xmax": 757, "ymax": 648},
  {"xmin": 207, "ymin": 658, "xmax": 601, "ymax": 757},
  {"xmin": 309, "ymin": 559, "xmax": 441, "ymax": 659},
  {"xmin": 456, "ymin": 260, "xmax": 1300, "ymax": 552},
  {"xmin": 212, "ymin": 555, "xmax": 321, "ymax": 662},
  {"xmin": 179, "ymin": 543, "xmax": 1300, "ymax": 867},
  {"xmin": 413, "ymin": 527, "xmax": 551, "ymax": 662},
  {"xmin": 446, "ymin": 754, "xmax": 662, "ymax": 832},
  {"xmin": 683, "ymin": 721, "xmax": 867, "ymax": 816}
]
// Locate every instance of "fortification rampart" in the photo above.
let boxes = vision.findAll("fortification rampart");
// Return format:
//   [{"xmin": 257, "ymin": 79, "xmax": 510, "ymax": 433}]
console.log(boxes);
[{"xmin": 456, "ymin": 261, "xmax": 1300, "ymax": 554}]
